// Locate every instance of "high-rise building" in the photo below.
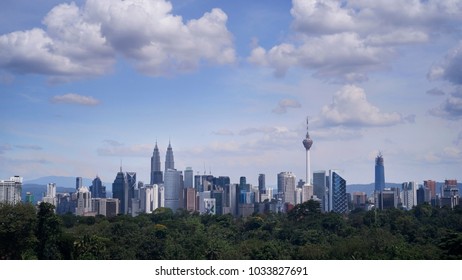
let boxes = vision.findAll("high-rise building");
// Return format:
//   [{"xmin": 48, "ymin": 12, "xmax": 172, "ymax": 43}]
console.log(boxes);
[
  {"xmin": 424, "ymin": 180, "xmax": 437, "ymax": 199},
  {"xmin": 126, "ymin": 172, "xmax": 136, "ymax": 214},
  {"xmin": 165, "ymin": 141, "xmax": 175, "ymax": 172},
  {"xmin": 258, "ymin": 174, "xmax": 266, "ymax": 193},
  {"xmin": 377, "ymin": 188, "xmax": 400, "ymax": 210},
  {"xmin": 90, "ymin": 176, "xmax": 106, "ymax": 198},
  {"xmin": 164, "ymin": 169, "xmax": 182, "ymax": 212},
  {"xmin": 375, "ymin": 153, "xmax": 385, "ymax": 192},
  {"xmin": 112, "ymin": 167, "xmax": 128, "ymax": 214},
  {"xmin": 184, "ymin": 167, "xmax": 194, "ymax": 189},
  {"xmin": 302, "ymin": 117, "xmax": 314, "ymax": 186},
  {"xmin": 150, "ymin": 142, "xmax": 163, "ymax": 184},
  {"xmin": 76, "ymin": 186, "xmax": 92, "ymax": 216},
  {"xmin": 401, "ymin": 181, "xmax": 417, "ymax": 210},
  {"xmin": 313, "ymin": 171, "xmax": 328, "ymax": 211},
  {"xmin": 76, "ymin": 177, "xmax": 83, "ymax": 191},
  {"xmin": 42, "ymin": 183, "xmax": 57, "ymax": 207},
  {"xmin": 277, "ymin": 172, "xmax": 296, "ymax": 205},
  {"xmin": 328, "ymin": 170, "xmax": 347, "ymax": 214},
  {"xmin": 352, "ymin": 192, "xmax": 367, "ymax": 209},
  {"xmin": 441, "ymin": 179, "xmax": 459, "ymax": 209},
  {"xmin": 417, "ymin": 185, "xmax": 431, "ymax": 205},
  {"xmin": 0, "ymin": 176, "xmax": 22, "ymax": 205},
  {"xmin": 239, "ymin": 176, "xmax": 247, "ymax": 191}
]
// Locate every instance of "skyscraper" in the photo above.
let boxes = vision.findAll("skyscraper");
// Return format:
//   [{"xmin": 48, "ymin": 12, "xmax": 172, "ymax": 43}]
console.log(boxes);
[
  {"xmin": 126, "ymin": 172, "xmax": 136, "ymax": 214},
  {"xmin": 76, "ymin": 177, "xmax": 82, "ymax": 191},
  {"xmin": 150, "ymin": 142, "xmax": 163, "ymax": 184},
  {"xmin": 328, "ymin": 170, "xmax": 347, "ymax": 214},
  {"xmin": 375, "ymin": 153, "xmax": 385, "ymax": 192},
  {"xmin": 91, "ymin": 176, "xmax": 106, "ymax": 198},
  {"xmin": 401, "ymin": 181, "xmax": 417, "ymax": 210},
  {"xmin": 164, "ymin": 169, "xmax": 182, "ymax": 211},
  {"xmin": 302, "ymin": 117, "xmax": 314, "ymax": 186},
  {"xmin": 184, "ymin": 167, "xmax": 194, "ymax": 189},
  {"xmin": 0, "ymin": 176, "xmax": 22, "ymax": 205},
  {"xmin": 112, "ymin": 167, "xmax": 128, "ymax": 214},
  {"xmin": 258, "ymin": 174, "xmax": 266, "ymax": 193},
  {"xmin": 277, "ymin": 171, "xmax": 296, "ymax": 205},
  {"xmin": 165, "ymin": 141, "xmax": 175, "ymax": 172}
]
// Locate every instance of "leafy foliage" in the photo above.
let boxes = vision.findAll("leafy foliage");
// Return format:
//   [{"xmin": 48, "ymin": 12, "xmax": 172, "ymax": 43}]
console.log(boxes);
[{"xmin": 0, "ymin": 201, "xmax": 461, "ymax": 259}]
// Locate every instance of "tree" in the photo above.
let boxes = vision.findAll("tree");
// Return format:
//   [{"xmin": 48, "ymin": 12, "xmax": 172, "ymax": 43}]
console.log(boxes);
[
  {"xmin": 36, "ymin": 202, "xmax": 63, "ymax": 259},
  {"xmin": 0, "ymin": 203, "xmax": 38, "ymax": 259}
]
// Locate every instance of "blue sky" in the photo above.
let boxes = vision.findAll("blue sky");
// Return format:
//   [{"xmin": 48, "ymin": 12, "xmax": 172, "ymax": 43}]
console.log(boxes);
[{"xmin": 1, "ymin": 0, "xmax": 461, "ymax": 187}]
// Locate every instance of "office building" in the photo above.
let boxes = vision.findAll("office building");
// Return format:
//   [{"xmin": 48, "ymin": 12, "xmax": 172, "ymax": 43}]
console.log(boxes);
[
  {"xmin": 0, "ymin": 176, "xmax": 22, "ymax": 205},
  {"xmin": 112, "ymin": 167, "xmax": 128, "ymax": 214},
  {"xmin": 165, "ymin": 141, "xmax": 175, "ymax": 172},
  {"xmin": 258, "ymin": 174, "xmax": 266, "ymax": 193},
  {"xmin": 352, "ymin": 192, "xmax": 367, "ymax": 210},
  {"xmin": 278, "ymin": 171, "xmax": 296, "ymax": 205},
  {"xmin": 401, "ymin": 181, "xmax": 417, "ymax": 210},
  {"xmin": 417, "ymin": 186, "xmax": 431, "ymax": 205},
  {"xmin": 76, "ymin": 177, "xmax": 83, "ymax": 191},
  {"xmin": 164, "ymin": 169, "xmax": 182, "ymax": 211},
  {"xmin": 377, "ymin": 188, "xmax": 400, "ymax": 210},
  {"xmin": 328, "ymin": 170, "xmax": 347, "ymax": 214},
  {"xmin": 184, "ymin": 167, "xmax": 194, "ymax": 189},
  {"xmin": 42, "ymin": 183, "xmax": 57, "ymax": 207},
  {"xmin": 150, "ymin": 142, "xmax": 163, "ymax": 184},
  {"xmin": 126, "ymin": 172, "xmax": 137, "ymax": 214},
  {"xmin": 375, "ymin": 153, "xmax": 385, "ymax": 192},
  {"xmin": 76, "ymin": 186, "xmax": 92, "ymax": 216},
  {"xmin": 91, "ymin": 176, "xmax": 106, "ymax": 198},
  {"xmin": 424, "ymin": 180, "xmax": 437, "ymax": 199}
]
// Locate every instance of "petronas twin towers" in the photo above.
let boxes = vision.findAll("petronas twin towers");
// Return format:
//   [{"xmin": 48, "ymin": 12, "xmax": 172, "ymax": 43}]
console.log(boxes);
[{"xmin": 150, "ymin": 141, "xmax": 175, "ymax": 184}]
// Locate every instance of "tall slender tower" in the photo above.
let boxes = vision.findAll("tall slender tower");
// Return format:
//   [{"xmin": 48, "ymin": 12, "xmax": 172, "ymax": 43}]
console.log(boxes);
[
  {"xmin": 302, "ymin": 117, "xmax": 313, "ymax": 185},
  {"xmin": 165, "ymin": 140, "xmax": 175, "ymax": 172},
  {"xmin": 150, "ymin": 141, "xmax": 163, "ymax": 184},
  {"xmin": 375, "ymin": 153, "xmax": 385, "ymax": 192}
]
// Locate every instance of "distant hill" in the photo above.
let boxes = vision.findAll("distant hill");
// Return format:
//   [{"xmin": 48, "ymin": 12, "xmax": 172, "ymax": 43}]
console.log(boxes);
[
  {"xmin": 21, "ymin": 184, "xmax": 75, "ymax": 204},
  {"xmin": 24, "ymin": 176, "xmax": 112, "ymax": 190},
  {"xmin": 347, "ymin": 182, "xmax": 462, "ymax": 197}
]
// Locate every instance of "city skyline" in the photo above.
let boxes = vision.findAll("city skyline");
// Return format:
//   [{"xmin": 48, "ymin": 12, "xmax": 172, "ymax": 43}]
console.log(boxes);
[{"xmin": 1, "ymin": 0, "xmax": 461, "ymax": 186}]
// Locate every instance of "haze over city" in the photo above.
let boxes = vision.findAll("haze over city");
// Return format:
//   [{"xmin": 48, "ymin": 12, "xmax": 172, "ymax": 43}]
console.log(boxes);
[{"xmin": 1, "ymin": 0, "xmax": 461, "ymax": 186}]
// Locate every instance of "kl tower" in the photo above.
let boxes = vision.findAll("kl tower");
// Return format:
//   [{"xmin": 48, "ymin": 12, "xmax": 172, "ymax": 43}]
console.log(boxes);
[{"xmin": 302, "ymin": 117, "xmax": 313, "ymax": 186}]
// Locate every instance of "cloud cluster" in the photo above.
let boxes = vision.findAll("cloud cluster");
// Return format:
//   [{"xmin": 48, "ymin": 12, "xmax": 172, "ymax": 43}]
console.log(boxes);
[
  {"xmin": 429, "ymin": 90, "xmax": 462, "ymax": 120},
  {"xmin": 51, "ymin": 93, "xmax": 100, "ymax": 106},
  {"xmin": 319, "ymin": 85, "xmax": 403, "ymax": 127},
  {"xmin": 272, "ymin": 98, "xmax": 301, "ymax": 114},
  {"xmin": 97, "ymin": 139, "xmax": 152, "ymax": 157},
  {"xmin": 248, "ymin": 0, "xmax": 462, "ymax": 82},
  {"xmin": 0, "ymin": 0, "xmax": 235, "ymax": 80}
]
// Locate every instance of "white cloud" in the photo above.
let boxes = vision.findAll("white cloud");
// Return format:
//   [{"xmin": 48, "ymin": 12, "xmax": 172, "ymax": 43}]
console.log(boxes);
[
  {"xmin": 428, "ymin": 41, "xmax": 462, "ymax": 85},
  {"xmin": 429, "ymin": 91, "xmax": 462, "ymax": 120},
  {"xmin": 426, "ymin": 88, "xmax": 446, "ymax": 96},
  {"xmin": 272, "ymin": 98, "xmax": 301, "ymax": 114},
  {"xmin": 97, "ymin": 141, "xmax": 152, "ymax": 157},
  {"xmin": 319, "ymin": 85, "xmax": 403, "ymax": 127},
  {"xmin": 51, "ymin": 93, "xmax": 100, "ymax": 106},
  {"xmin": 212, "ymin": 129, "xmax": 234, "ymax": 136},
  {"xmin": 0, "ymin": 0, "xmax": 235, "ymax": 80},
  {"xmin": 249, "ymin": 0, "xmax": 462, "ymax": 82}
]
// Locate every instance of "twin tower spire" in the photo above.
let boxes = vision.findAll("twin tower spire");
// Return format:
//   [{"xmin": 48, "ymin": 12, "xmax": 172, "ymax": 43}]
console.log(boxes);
[{"xmin": 150, "ymin": 141, "xmax": 174, "ymax": 184}]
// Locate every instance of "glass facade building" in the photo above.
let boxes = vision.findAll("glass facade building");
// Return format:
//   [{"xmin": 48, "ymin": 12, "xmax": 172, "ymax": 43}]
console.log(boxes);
[{"xmin": 329, "ymin": 170, "xmax": 347, "ymax": 214}]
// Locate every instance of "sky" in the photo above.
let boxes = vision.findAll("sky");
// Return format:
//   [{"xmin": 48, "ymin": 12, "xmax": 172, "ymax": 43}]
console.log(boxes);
[{"xmin": 0, "ymin": 0, "xmax": 461, "ymax": 187}]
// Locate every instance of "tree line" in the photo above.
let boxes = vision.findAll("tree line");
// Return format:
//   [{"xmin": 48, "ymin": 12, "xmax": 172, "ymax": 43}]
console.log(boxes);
[{"xmin": 1, "ymin": 201, "xmax": 461, "ymax": 259}]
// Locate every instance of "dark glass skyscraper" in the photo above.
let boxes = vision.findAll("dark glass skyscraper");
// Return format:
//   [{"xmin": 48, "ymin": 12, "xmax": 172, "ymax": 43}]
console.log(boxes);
[
  {"xmin": 112, "ymin": 167, "xmax": 128, "ymax": 214},
  {"xmin": 165, "ymin": 141, "xmax": 175, "ymax": 172},
  {"xmin": 91, "ymin": 176, "xmax": 106, "ymax": 198},
  {"xmin": 375, "ymin": 153, "xmax": 385, "ymax": 192},
  {"xmin": 126, "ymin": 172, "xmax": 136, "ymax": 214},
  {"xmin": 258, "ymin": 174, "xmax": 266, "ymax": 193},
  {"xmin": 150, "ymin": 142, "xmax": 163, "ymax": 184},
  {"xmin": 329, "ymin": 170, "xmax": 347, "ymax": 214}
]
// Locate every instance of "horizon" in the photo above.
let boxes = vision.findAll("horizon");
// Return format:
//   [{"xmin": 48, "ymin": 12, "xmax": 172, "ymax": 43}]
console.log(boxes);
[{"xmin": 1, "ymin": 0, "xmax": 461, "ymax": 186}]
